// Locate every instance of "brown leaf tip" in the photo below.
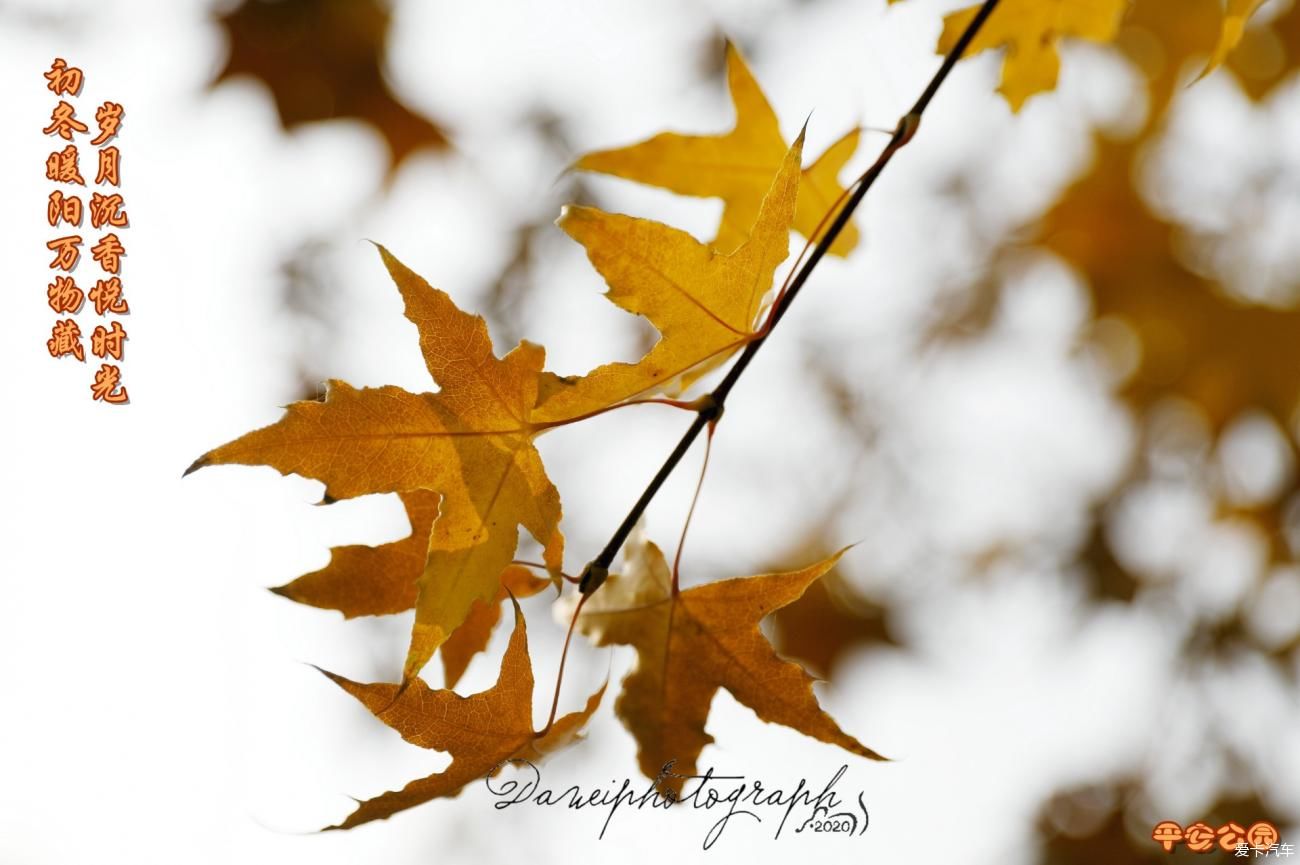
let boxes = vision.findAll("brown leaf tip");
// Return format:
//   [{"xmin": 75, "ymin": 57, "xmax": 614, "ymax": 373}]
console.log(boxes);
[
  {"xmin": 181, "ymin": 454, "xmax": 211, "ymax": 477},
  {"xmin": 311, "ymin": 664, "xmax": 345, "ymax": 685},
  {"xmin": 267, "ymin": 584, "xmax": 296, "ymax": 601}
]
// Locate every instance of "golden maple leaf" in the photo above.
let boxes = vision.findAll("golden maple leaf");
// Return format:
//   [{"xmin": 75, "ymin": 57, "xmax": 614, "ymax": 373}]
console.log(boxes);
[
  {"xmin": 321, "ymin": 601, "xmax": 604, "ymax": 829},
  {"xmin": 270, "ymin": 489, "xmax": 439, "ymax": 618},
  {"xmin": 188, "ymin": 245, "xmax": 564, "ymax": 683},
  {"xmin": 273, "ymin": 489, "xmax": 551, "ymax": 688},
  {"xmin": 565, "ymin": 533, "xmax": 884, "ymax": 795},
  {"xmin": 190, "ymin": 143, "xmax": 809, "ymax": 682},
  {"xmin": 440, "ymin": 565, "xmax": 552, "ymax": 688},
  {"xmin": 937, "ymin": 0, "xmax": 1129, "ymax": 111},
  {"xmin": 533, "ymin": 135, "xmax": 803, "ymax": 422},
  {"xmin": 575, "ymin": 42, "xmax": 860, "ymax": 257}
]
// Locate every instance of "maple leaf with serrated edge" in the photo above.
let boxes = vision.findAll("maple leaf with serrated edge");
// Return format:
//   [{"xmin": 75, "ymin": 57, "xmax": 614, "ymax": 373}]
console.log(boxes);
[
  {"xmin": 562, "ymin": 532, "xmax": 884, "ymax": 796},
  {"xmin": 187, "ymin": 245, "xmax": 565, "ymax": 684},
  {"xmin": 575, "ymin": 42, "xmax": 860, "ymax": 257},
  {"xmin": 937, "ymin": 0, "xmax": 1129, "ymax": 111},
  {"xmin": 533, "ymin": 134, "xmax": 802, "ymax": 423},
  {"xmin": 270, "ymin": 489, "xmax": 439, "ymax": 618},
  {"xmin": 320, "ymin": 600, "xmax": 604, "ymax": 830},
  {"xmin": 274, "ymin": 489, "xmax": 552, "ymax": 687},
  {"xmin": 189, "ymin": 139, "xmax": 808, "ymax": 681},
  {"xmin": 440, "ymin": 565, "xmax": 552, "ymax": 688}
]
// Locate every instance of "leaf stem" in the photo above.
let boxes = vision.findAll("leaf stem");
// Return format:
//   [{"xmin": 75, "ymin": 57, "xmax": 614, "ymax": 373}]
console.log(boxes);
[
  {"xmin": 510, "ymin": 559, "xmax": 581, "ymax": 584},
  {"xmin": 577, "ymin": 0, "xmax": 1002, "ymax": 594},
  {"xmin": 531, "ymin": 395, "xmax": 705, "ymax": 433},
  {"xmin": 541, "ymin": 590, "xmax": 590, "ymax": 736},
  {"xmin": 671, "ymin": 421, "xmax": 717, "ymax": 596}
]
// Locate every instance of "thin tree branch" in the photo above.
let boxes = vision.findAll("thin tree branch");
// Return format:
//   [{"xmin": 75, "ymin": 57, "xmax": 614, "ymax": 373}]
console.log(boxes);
[{"xmin": 578, "ymin": 0, "xmax": 1003, "ymax": 593}]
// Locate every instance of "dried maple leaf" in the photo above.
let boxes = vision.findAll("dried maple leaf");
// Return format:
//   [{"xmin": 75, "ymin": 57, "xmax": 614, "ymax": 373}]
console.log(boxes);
[
  {"xmin": 321, "ymin": 601, "xmax": 604, "ymax": 829},
  {"xmin": 771, "ymin": 568, "xmax": 898, "ymax": 680},
  {"xmin": 215, "ymin": 0, "xmax": 447, "ymax": 173},
  {"xmin": 188, "ymin": 245, "xmax": 566, "ymax": 683},
  {"xmin": 575, "ymin": 42, "xmax": 860, "ymax": 257},
  {"xmin": 440, "ymin": 565, "xmax": 552, "ymax": 688},
  {"xmin": 271, "ymin": 489, "xmax": 439, "ymax": 618},
  {"xmin": 936, "ymin": 0, "xmax": 1129, "ymax": 111},
  {"xmin": 273, "ymin": 490, "xmax": 550, "ymax": 687},
  {"xmin": 533, "ymin": 136, "xmax": 802, "ymax": 422},
  {"xmin": 565, "ymin": 533, "xmax": 884, "ymax": 795}
]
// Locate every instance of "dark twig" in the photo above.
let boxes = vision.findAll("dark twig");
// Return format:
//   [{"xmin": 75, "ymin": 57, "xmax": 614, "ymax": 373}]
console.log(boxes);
[{"xmin": 577, "ymin": 0, "xmax": 1002, "ymax": 593}]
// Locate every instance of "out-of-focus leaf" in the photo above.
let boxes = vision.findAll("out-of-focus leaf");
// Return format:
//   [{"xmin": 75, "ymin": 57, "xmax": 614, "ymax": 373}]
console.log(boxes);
[
  {"xmin": 1200, "ymin": 0, "xmax": 1271, "ymax": 80},
  {"xmin": 1041, "ymin": 136, "xmax": 1300, "ymax": 432},
  {"xmin": 215, "ymin": 0, "xmax": 447, "ymax": 172},
  {"xmin": 770, "ymin": 563, "xmax": 898, "ymax": 679},
  {"xmin": 936, "ymin": 0, "xmax": 1129, "ymax": 111},
  {"xmin": 1117, "ymin": 0, "xmax": 1281, "ymax": 106}
]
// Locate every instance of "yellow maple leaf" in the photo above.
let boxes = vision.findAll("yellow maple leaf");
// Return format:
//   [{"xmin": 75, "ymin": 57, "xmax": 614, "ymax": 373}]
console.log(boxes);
[
  {"xmin": 273, "ymin": 490, "xmax": 550, "ymax": 688},
  {"xmin": 565, "ymin": 532, "xmax": 884, "ymax": 795},
  {"xmin": 533, "ymin": 136, "xmax": 802, "ymax": 422},
  {"xmin": 188, "ymin": 245, "xmax": 565, "ymax": 683},
  {"xmin": 575, "ymin": 42, "xmax": 860, "ymax": 257},
  {"xmin": 937, "ymin": 0, "xmax": 1129, "ymax": 111},
  {"xmin": 440, "ymin": 564, "xmax": 552, "ymax": 688},
  {"xmin": 1199, "ymin": 0, "xmax": 1271, "ymax": 79},
  {"xmin": 270, "ymin": 489, "xmax": 439, "ymax": 617},
  {"xmin": 321, "ymin": 601, "xmax": 604, "ymax": 829}
]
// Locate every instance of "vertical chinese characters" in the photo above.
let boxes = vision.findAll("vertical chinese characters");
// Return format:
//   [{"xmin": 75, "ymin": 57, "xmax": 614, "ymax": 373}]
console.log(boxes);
[{"xmin": 42, "ymin": 58, "xmax": 129, "ymax": 403}]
